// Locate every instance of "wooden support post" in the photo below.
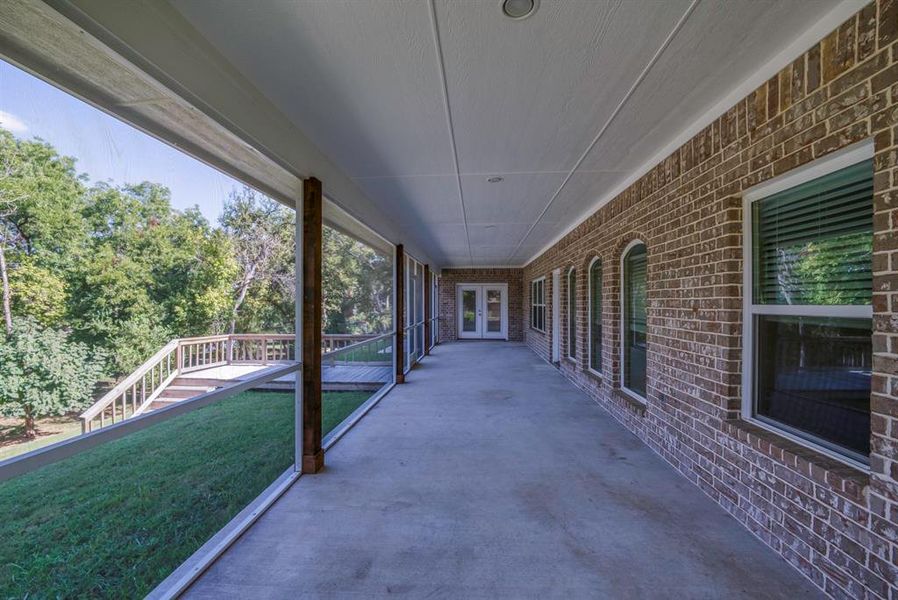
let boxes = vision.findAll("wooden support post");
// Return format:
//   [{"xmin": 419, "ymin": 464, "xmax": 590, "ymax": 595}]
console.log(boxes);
[
  {"xmin": 302, "ymin": 177, "xmax": 324, "ymax": 473},
  {"xmin": 395, "ymin": 244, "xmax": 405, "ymax": 384},
  {"xmin": 423, "ymin": 264, "xmax": 431, "ymax": 356}
]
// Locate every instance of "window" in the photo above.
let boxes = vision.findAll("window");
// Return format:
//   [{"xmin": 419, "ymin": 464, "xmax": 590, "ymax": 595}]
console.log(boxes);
[
  {"xmin": 430, "ymin": 272, "xmax": 439, "ymax": 348},
  {"xmin": 622, "ymin": 244, "xmax": 647, "ymax": 398},
  {"xmin": 567, "ymin": 268, "xmax": 576, "ymax": 359},
  {"xmin": 531, "ymin": 277, "xmax": 546, "ymax": 332},
  {"xmin": 406, "ymin": 255, "xmax": 425, "ymax": 367},
  {"xmin": 588, "ymin": 259, "xmax": 602, "ymax": 373},
  {"xmin": 744, "ymin": 146, "xmax": 873, "ymax": 464}
]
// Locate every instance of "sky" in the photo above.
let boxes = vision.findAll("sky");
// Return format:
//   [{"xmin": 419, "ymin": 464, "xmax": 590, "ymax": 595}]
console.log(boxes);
[{"xmin": 0, "ymin": 59, "xmax": 245, "ymax": 223}]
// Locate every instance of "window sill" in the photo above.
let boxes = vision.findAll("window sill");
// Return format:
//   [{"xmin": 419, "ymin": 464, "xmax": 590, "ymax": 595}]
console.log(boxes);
[
  {"xmin": 723, "ymin": 419, "xmax": 869, "ymax": 504},
  {"xmin": 613, "ymin": 389, "xmax": 646, "ymax": 417},
  {"xmin": 530, "ymin": 328, "xmax": 546, "ymax": 335}
]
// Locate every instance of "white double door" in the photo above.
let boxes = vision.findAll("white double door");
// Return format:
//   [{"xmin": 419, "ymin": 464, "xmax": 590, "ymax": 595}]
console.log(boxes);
[{"xmin": 457, "ymin": 284, "xmax": 508, "ymax": 340}]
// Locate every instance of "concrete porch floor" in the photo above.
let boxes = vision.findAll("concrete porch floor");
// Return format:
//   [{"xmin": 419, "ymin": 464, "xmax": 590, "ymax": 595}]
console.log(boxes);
[{"xmin": 184, "ymin": 342, "xmax": 820, "ymax": 599}]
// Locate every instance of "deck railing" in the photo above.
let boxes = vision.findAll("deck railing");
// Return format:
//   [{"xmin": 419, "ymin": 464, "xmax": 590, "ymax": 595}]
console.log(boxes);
[
  {"xmin": 322, "ymin": 333, "xmax": 377, "ymax": 353},
  {"xmin": 80, "ymin": 333, "xmax": 382, "ymax": 433},
  {"xmin": 324, "ymin": 332, "xmax": 393, "ymax": 368},
  {"xmin": 79, "ymin": 340, "xmax": 181, "ymax": 433}
]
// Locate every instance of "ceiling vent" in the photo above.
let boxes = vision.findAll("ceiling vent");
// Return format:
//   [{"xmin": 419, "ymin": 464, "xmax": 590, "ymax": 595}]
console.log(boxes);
[{"xmin": 501, "ymin": 0, "xmax": 538, "ymax": 20}]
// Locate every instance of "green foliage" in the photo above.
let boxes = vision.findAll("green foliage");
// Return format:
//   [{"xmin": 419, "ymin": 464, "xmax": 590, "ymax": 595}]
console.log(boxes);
[
  {"xmin": 0, "ymin": 130, "xmax": 88, "ymax": 288},
  {"xmin": 0, "ymin": 318, "xmax": 105, "ymax": 435},
  {"xmin": 0, "ymin": 124, "xmax": 391, "ymax": 378},
  {"xmin": 219, "ymin": 187, "xmax": 295, "ymax": 333},
  {"xmin": 322, "ymin": 226, "xmax": 392, "ymax": 334},
  {"xmin": 7, "ymin": 259, "xmax": 67, "ymax": 326},
  {"xmin": 791, "ymin": 233, "xmax": 872, "ymax": 305}
]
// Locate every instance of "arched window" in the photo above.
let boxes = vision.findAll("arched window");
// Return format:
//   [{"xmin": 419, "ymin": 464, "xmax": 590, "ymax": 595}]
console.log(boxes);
[
  {"xmin": 566, "ymin": 268, "xmax": 576, "ymax": 360},
  {"xmin": 622, "ymin": 242, "xmax": 647, "ymax": 398},
  {"xmin": 588, "ymin": 258, "xmax": 602, "ymax": 374}
]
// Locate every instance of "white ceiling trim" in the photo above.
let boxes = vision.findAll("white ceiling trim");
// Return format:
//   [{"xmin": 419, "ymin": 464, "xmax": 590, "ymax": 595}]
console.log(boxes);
[
  {"xmin": 522, "ymin": 0, "xmax": 870, "ymax": 267},
  {"xmin": 427, "ymin": 0, "xmax": 473, "ymax": 267},
  {"xmin": 508, "ymin": 0, "xmax": 700, "ymax": 264}
]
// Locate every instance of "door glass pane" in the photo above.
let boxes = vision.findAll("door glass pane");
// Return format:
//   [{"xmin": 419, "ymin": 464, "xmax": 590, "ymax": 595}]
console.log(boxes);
[
  {"xmin": 486, "ymin": 289, "xmax": 501, "ymax": 332},
  {"xmin": 462, "ymin": 290, "xmax": 477, "ymax": 332},
  {"xmin": 755, "ymin": 315, "xmax": 871, "ymax": 458},
  {"xmin": 624, "ymin": 245, "xmax": 647, "ymax": 397}
]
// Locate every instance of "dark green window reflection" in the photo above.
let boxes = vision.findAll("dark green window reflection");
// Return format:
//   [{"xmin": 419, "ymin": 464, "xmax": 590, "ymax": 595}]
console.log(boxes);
[
  {"xmin": 623, "ymin": 244, "xmax": 646, "ymax": 397},
  {"xmin": 567, "ymin": 269, "xmax": 576, "ymax": 359},
  {"xmin": 589, "ymin": 260, "xmax": 602, "ymax": 372}
]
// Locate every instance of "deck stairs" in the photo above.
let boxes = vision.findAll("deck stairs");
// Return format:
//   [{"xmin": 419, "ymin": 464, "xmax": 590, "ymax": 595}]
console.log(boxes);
[
  {"xmin": 79, "ymin": 333, "xmax": 384, "ymax": 433},
  {"xmin": 146, "ymin": 377, "xmax": 231, "ymax": 412}
]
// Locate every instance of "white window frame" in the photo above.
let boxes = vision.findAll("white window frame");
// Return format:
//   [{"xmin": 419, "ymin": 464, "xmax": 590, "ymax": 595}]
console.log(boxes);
[
  {"xmin": 405, "ymin": 254, "xmax": 425, "ymax": 370},
  {"xmin": 587, "ymin": 257, "xmax": 603, "ymax": 376},
  {"xmin": 430, "ymin": 272, "xmax": 439, "ymax": 348},
  {"xmin": 620, "ymin": 240, "xmax": 647, "ymax": 403},
  {"xmin": 566, "ymin": 267, "xmax": 577, "ymax": 362},
  {"xmin": 531, "ymin": 277, "xmax": 546, "ymax": 333},
  {"xmin": 741, "ymin": 140, "xmax": 874, "ymax": 470}
]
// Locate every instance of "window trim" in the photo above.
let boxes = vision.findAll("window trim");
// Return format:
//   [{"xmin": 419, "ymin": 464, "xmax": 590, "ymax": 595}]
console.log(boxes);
[
  {"xmin": 531, "ymin": 276, "xmax": 546, "ymax": 333},
  {"xmin": 566, "ymin": 267, "xmax": 576, "ymax": 361},
  {"xmin": 741, "ymin": 140, "xmax": 874, "ymax": 470},
  {"xmin": 620, "ymin": 240, "xmax": 647, "ymax": 403},
  {"xmin": 586, "ymin": 257, "xmax": 603, "ymax": 377}
]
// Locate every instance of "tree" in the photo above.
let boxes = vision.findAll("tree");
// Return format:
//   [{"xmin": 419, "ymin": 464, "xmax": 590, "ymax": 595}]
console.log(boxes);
[
  {"xmin": 7, "ymin": 260, "xmax": 67, "ymax": 326},
  {"xmin": 70, "ymin": 181, "xmax": 238, "ymax": 372},
  {"xmin": 0, "ymin": 318, "xmax": 105, "ymax": 438},
  {"xmin": 322, "ymin": 226, "xmax": 391, "ymax": 334},
  {"xmin": 220, "ymin": 188, "xmax": 294, "ymax": 334},
  {"xmin": 0, "ymin": 127, "xmax": 87, "ymax": 335}
]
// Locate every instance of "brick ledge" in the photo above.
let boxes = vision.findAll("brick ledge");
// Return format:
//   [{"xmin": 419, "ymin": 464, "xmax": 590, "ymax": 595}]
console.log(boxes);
[
  {"xmin": 613, "ymin": 389, "xmax": 647, "ymax": 417},
  {"xmin": 723, "ymin": 419, "xmax": 868, "ymax": 504}
]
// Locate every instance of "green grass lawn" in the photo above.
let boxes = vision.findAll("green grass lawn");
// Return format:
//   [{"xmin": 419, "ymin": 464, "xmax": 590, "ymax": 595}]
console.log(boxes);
[
  {"xmin": 0, "ymin": 417, "xmax": 83, "ymax": 461},
  {"xmin": 0, "ymin": 390, "xmax": 372, "ymax": 598}
]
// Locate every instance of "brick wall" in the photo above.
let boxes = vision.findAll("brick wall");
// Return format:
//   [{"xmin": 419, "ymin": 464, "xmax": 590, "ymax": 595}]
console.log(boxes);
[
  {"xmin": 522, "ymin": 3, "xmax": 898, "ymax": 597},
  {"xmin": 438, "ymin": 269, "xmax": 523, "ymax": 342}
]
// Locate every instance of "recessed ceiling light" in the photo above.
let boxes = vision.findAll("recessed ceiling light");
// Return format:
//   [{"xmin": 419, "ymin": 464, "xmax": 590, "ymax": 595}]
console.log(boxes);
[
  {"xmin": 487, "ymin": 176, "xmax": 504, "ymax": 183},
  {"xmin": 501, "ymin": 0, "xmax": 538, "ymax": 20}
]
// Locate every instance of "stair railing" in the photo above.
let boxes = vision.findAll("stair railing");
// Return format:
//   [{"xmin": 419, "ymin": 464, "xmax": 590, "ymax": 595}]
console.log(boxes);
[
  {"xmin": 81, "ymin": 332, "xmax": 378, "ymax": 434},
  {"xmin": 80, "ymin": 340, "xmax": 180, "ymax": 434}
]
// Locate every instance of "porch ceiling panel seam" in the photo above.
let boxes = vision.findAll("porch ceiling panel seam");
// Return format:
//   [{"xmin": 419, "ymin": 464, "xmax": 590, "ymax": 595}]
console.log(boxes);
[
  {"xmin": 427, "ymin": 0, "xmax": 473, "ymax": 268},
  {"xmin": 505, "ymin": 0, "xmax": 700, "ymax": 265}
]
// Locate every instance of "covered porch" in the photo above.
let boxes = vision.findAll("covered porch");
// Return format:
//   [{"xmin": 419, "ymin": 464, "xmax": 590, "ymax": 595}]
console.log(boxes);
[
  {"xmin": 181, "ymin": 342, "xmax": 817, "ymax": 599},
  {"xmin": 0, "ymin": 0, "xmax": 895, "ymax": 598}
]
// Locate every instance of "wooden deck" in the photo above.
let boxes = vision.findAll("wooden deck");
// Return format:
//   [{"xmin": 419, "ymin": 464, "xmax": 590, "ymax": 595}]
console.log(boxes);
[
  {"xmin": 80, "ymin": 333, "xmax": 393, "ymax": 432},
  {"xmin": 323, "ymin": 365, "xmax": 392, "ymax": 385},
  {"xmin": 177, "ymin": 362, "xmax": 392, "ymax": 392}
]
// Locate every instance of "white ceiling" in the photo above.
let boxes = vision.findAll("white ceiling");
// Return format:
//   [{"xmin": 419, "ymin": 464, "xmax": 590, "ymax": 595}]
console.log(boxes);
[{"xmin": 170, "ymin": 0, "xmax": 847, "ymax": 267}]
